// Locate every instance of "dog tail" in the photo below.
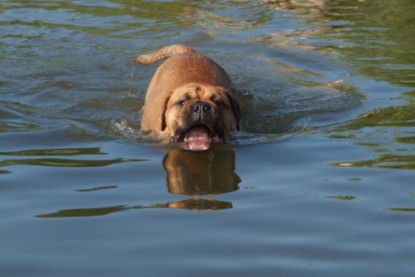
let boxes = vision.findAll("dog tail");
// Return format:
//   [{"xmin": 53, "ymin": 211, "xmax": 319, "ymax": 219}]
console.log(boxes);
[{"xmin": 135, "ymin": 44, "xmax": 195, "ymax": 64}]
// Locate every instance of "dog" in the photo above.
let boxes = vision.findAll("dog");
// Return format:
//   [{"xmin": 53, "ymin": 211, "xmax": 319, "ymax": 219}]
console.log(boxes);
[{"xmin": 136, "ymin": 44, "xmax": 241, "ymax": 151}]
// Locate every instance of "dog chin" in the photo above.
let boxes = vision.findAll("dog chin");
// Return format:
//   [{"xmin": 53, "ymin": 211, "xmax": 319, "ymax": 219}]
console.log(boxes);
[{"xmin": 173, "ymin": 125, "xmax": 222, "ymax": 151}]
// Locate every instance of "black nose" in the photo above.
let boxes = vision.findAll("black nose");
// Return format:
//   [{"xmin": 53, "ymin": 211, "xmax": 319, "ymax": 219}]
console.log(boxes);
[{"xmin": 192, "ymin": 101, "xmax": 211, "ymax": 114}]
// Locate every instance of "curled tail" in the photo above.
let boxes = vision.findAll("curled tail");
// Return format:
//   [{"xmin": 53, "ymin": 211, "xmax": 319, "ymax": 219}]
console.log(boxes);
[{"xmin": 135, "ymin": 44, "xmax": 195, "ymax": 64}]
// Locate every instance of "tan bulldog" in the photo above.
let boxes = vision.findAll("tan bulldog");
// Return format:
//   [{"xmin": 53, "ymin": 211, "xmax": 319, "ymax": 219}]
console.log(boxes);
[{"xmin": 136, "ymin": 44, "xmax": 241, "ymax": 151}]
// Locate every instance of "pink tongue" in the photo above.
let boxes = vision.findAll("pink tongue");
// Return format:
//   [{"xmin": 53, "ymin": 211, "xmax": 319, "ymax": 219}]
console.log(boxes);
[{"xmin": 184, "ymin": 127, "xmax": 211, "ymax": 151}]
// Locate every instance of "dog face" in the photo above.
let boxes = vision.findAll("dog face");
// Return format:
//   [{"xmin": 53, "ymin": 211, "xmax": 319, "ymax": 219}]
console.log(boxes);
[{"xmin": 163, "ymin": 83, "xmax": 241, "ymax": 151}]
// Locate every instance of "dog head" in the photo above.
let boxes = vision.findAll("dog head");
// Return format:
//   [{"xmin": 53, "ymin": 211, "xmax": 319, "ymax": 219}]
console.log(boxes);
[{"xmin": 162, "ymin": 83, "xmax": 241, "ymax": 151}]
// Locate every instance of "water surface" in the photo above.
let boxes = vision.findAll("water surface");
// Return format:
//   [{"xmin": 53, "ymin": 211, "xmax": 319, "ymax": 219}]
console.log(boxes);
[{"xmin": 1, "ymin": 0, "xmax": 415, "ymax": 276}]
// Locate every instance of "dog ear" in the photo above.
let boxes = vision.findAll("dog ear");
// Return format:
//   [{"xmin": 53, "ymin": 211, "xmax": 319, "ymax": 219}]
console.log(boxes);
[
  {"xmin": 161, "ymin": 96, "xmax": 170, "ymax": 131},
  {"xmin": 227, "ymin": 90, "xmax": 241, "ymax": 131}
]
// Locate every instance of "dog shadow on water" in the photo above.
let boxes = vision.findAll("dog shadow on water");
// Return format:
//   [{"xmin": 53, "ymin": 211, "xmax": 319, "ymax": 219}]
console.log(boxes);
[
  {"xmin": 163, "ymin": 146, "xmax": 240, "ymax": 211},
  {"xmin": 35, "ymin": 146, "xmax": 240, "ymax": 218}
]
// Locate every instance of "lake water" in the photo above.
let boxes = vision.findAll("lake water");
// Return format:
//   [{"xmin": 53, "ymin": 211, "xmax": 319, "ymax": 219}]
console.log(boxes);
[{"xmin": 1, "ymin": 0, "xmax": 415, "ymax": 276}]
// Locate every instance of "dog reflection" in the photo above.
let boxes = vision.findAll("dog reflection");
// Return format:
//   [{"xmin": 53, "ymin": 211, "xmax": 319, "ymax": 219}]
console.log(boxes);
[{"xmin": 163, "ymin": 147, "xmax": 240, "ymax": 210}]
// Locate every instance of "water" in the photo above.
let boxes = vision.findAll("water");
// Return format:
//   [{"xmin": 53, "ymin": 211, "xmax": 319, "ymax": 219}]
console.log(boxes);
[{"xmin": 1, "ymin": 0, "xmax": 414, "ymax": 276}]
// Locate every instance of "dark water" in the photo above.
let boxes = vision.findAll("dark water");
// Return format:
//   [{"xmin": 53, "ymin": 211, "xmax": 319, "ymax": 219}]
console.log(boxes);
[{"xmin": 1, "ymin": 0, "xmax": 415, "ymax": 276}]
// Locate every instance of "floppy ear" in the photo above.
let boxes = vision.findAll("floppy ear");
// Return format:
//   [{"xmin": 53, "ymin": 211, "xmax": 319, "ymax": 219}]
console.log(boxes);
[
  {"xmin": 161, "ymin": 96, "xmax": 170, "ymax": 131},
  {"xmin": 227, "ymin": 90, "xmax": 241, "ymax": 131}
]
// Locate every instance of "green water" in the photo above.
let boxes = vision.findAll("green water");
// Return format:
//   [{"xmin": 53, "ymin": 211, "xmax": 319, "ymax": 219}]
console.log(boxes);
[{"xmin": 1, "ymin": 0, "xmax": 414, "ymax": 276}]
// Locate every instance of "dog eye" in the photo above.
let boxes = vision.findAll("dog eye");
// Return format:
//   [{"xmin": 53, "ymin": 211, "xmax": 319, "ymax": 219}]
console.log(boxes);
[
  {"xmin": 177, "ymin": 99, "xmax": 187, "ymax": 106},
  {"xmin": 213, "ymin": 99, "xmax": 224, "ymax": 107}
]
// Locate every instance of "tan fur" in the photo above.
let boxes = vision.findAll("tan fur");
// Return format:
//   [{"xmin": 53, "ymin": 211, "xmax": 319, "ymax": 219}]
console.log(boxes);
[
  {"xmin": 164, "ymin": 83, "xmax": 238, "ymax": 138},
  {"xmin": 136, "ymin": 44, "xmax": 240, "ymax": 142},
  {"xmin": 135, "ymin": 44, "xmax": 195, "ymax": 64}
]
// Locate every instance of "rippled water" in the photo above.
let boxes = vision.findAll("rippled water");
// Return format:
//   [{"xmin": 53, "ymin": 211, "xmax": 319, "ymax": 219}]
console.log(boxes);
[{"xmin": 1, "ymin": 0, "xmax": 415, "ymax": 276}]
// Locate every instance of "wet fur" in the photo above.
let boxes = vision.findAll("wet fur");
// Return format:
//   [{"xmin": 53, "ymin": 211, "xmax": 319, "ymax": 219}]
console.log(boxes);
[{"xmin": 136, "ymin": 44, "xmax": 241, "ymax": 142}]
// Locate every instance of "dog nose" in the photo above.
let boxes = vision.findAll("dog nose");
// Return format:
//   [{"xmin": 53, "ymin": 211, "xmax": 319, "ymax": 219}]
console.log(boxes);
[{"xmin": 192, "ymin": 101, "xmax": 211, "ymax": 114}]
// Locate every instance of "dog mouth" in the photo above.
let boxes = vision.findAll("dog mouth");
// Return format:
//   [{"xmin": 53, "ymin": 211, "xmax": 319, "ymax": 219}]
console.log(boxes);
[{"xmin": 173, "ymin": 124, "xmax": 222, "ymax": 151}]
